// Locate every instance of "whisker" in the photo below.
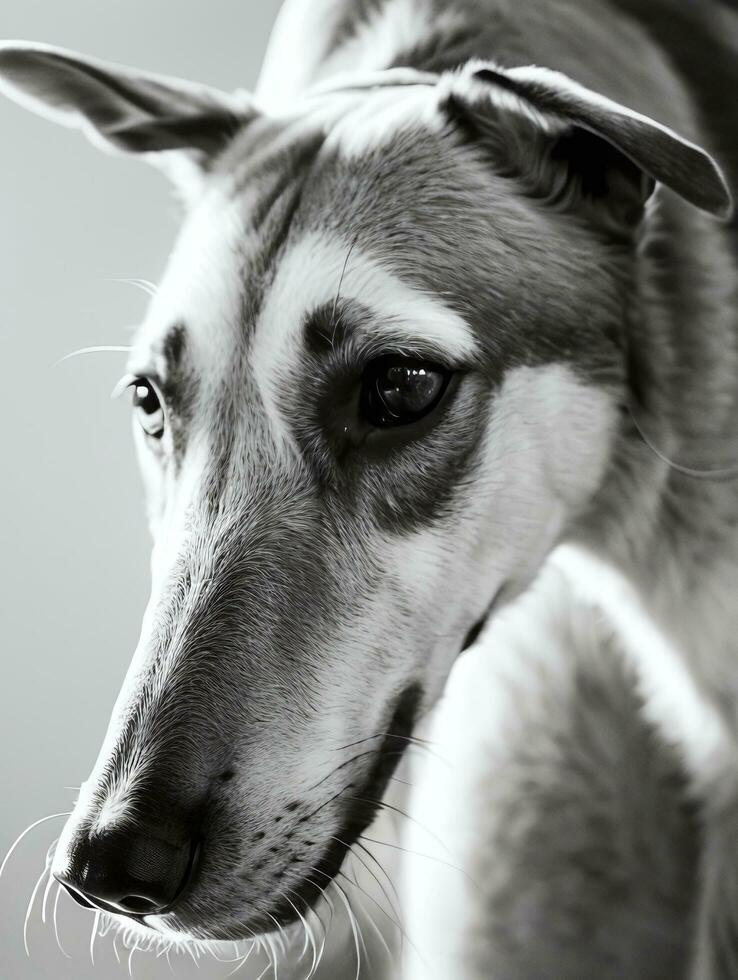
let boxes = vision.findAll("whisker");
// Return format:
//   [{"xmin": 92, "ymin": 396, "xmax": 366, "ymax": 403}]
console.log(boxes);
[
  {"xmin": 52, "ymin": 883, "xmax": 71, "ymax": 958},
  {"xmin": 23, "ymin": 862, "xmax": 49, "ymax": 956},
  {"xmin": 89, "ymin": 908, "xmax": 101, "ymax": 965},
  {"xmin": 331, "ymin": 879, "xmax": 362, "ymax": 980},
  {"xmin": 127, "ymin": 939, "xmax": 137, "ymax": 978},
  {"xmin": 337, "ymin": 868, "xmax": 402, "ymax": 935},
  {"xmin": 342, "ymin": 865, "xmax": 372, "ymax": 973},
  {"xmin": 345, "ymin": 855, "xmax": 394, "ymax": 964},
  {"xmin": 264, "ymin": 910, "xmax": 290, "ymax": 958},
  {"xmin": 40, "ymin": 867, "xmax": 56, "ymax": 926},
  {"xmin": 388, "ymin": 775, "xmax": 413, "ymax": 787},
  {"xmin": 360, "ymin": 834, "xmax": 482, "ymax": 893},
  {"xmin": 282, "ymin": 892, "xmax": 316, "ymax": 973},
  {"xmin": 55, "ymin": 345, "xmax": 133, "ymax": 366},
  {"xmin": 207, "ymin": 940, "xmax": 252, "ymax": 965},
  {"xmin": 40, "ymin": 836, "xmax": 59, "ymax": 924},
  {"xmin": 627, "ymin": 404, "xmax": 738, "ymax": 481},
  {"xmin": 330, "ymin": 238, "xmax": 357, "ymax": 348},
  {"xmin": 106, "ymin": 277, "xmax": 158, "ymax": 297},
  {"xmin": 0, "ymin": 811, "xmax": 71, "ymax": 880},
  {"xmin": 302, "ymin": 875, "xmax": 332, "ymax": 976},
  {"xmin": 347, "ymin": 797, "xmax": 454, "ymax": 855},
  {"xmin": 225, "ymin": 939, "xmax": 256, "ymax": 977},
  {"xmin": 307, "ymin": 749, "xmax": 385, "ymax": 795},
  {"xmin": 336, "ymin": 732, "xmax": 434, "ymax": 752},
  {"xmin": 353, "ymin": 839, "xmax": 402, "ymax": 921},
  {"xmin": 331, "ymin": 836, "xmax": 401, "ymax": 927},
  {"xmin": 339, "ymin": 862, "xmax": 431, "ymax": 976},
  {"xmin": 254, "ymin": 957, "xmax": 272, "ymax": 980}
]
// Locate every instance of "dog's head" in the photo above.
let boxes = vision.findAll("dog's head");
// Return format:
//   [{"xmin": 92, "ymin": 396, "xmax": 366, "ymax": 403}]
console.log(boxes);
[{"xmin": 0, "ymin": 42, "xmax": 731, "ymax": 942}]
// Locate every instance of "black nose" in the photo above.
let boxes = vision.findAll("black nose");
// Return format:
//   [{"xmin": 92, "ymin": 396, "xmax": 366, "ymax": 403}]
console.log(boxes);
[{"xmin": 55, "ymin": 827, "xmax": 198, "ymax": 916}]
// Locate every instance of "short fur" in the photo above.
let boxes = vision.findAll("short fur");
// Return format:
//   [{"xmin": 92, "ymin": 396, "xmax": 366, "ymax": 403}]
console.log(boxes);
[{"xmin": 2, "ymin": 1, "xmax": 738, "ymax": 977}]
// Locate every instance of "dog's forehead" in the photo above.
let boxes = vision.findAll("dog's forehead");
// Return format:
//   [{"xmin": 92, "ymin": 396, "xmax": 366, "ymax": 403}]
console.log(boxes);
[
  {"xmin": 129, "ymin": 84, "xmax": 610, "ymax": 418},
  {"xmin": 130, "ymin": 107, "xmax": 486, "ymax": 392}
]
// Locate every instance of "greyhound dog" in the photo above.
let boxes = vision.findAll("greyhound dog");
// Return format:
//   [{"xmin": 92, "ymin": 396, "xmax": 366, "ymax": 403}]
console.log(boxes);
[{"xmin": 2, "ymin": 0, "xmax": 738, "ymax": 976}]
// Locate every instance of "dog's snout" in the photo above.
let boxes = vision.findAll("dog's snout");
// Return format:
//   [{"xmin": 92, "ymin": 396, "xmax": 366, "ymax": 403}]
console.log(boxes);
[{"xmin": 55, "ymin": 826, "xmax": 198, "ymax": 917}]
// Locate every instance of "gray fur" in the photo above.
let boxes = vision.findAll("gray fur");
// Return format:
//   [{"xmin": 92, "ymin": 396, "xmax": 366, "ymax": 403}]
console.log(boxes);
[{"xmin": 1, "ymin": 1, "xmax": 737, "ymax": 976}]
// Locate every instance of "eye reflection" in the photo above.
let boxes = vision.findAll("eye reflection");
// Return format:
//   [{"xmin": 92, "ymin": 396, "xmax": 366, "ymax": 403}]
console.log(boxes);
[
  {"xmin": 131, "ymin": 378, "xmax": 165, "ymax": 439},
  {"xmin": 361, "ymin": 357, "xmax": 451, "ymax": 427}
]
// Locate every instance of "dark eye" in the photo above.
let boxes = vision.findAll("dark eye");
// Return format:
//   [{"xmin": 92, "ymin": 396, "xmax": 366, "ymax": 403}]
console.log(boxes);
[
  {"xmin": 131, "ymin": 378, "xmax": 164, "ymax": 438},
  {"xmin": 361, "ymin": 357, "xmax": 452, "ymax": 427}
]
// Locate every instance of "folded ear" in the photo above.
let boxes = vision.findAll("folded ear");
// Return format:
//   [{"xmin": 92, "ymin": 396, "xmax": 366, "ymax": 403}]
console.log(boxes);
[
  {"xmin": 439, "ymin": 61, "xmax": 733, "ymax": 228},
  {"xmin": 0, "ymin": 42, "xmax": 257, "ymax": 199}
]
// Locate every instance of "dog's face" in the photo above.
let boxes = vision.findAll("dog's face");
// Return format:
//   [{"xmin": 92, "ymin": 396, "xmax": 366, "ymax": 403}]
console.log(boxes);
[{"xmin": 0, "ymin": 45, "xmax": 730, "ymax": 942}]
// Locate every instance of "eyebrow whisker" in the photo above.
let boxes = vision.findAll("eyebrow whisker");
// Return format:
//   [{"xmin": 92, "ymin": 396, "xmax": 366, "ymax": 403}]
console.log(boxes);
[
  {"xmin": 55, "ymin": 345, "xmax": 133, "ymax": 367},
  {"xmin": 106, "ymin": 277, "xmax": 159, "ymax": 298},
  {"xmin": 330, "ymin": 238, "xmax": 358, "ymax": 348}
]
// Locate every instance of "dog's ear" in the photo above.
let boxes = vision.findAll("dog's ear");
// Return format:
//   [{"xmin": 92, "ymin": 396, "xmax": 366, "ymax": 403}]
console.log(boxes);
[
  {"xmin": 439, "ymin": 62, "xmax": 733, "ymax": 228},
  {"xmin": 0, "ymin": 42, "xmax": 257, "ymax": 200}
]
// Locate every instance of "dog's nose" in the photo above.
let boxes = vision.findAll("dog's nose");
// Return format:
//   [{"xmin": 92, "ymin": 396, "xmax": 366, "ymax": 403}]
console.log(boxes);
[{"xmin": 55, "ymin": 827, "xmax": 198, "ymax": 916}]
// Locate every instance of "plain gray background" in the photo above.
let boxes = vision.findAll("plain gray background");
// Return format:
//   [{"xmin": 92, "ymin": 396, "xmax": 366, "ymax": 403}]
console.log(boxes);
[{"xmin": 0, "ymin": 3, "xmax": 285, "ymax": 976}]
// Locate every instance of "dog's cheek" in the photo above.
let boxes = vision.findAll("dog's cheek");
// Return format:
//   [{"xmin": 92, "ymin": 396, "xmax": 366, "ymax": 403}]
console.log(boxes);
[
  {"xmin": 132, "ymin": 421, "xmax": 168, "ymax": 538},
  {"xmin": 447, "ymin": 365, "xmax": 618, "ymax": 600}
]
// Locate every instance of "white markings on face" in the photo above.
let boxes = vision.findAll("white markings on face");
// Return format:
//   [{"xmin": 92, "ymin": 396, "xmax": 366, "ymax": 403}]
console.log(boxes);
[
  {"xmin": 54, "ymin": 188, "xmax": 258, "ymax": 862},
  {"xmin": 130, "ymin": 181, "xmax": 247, "ymax": 405},
  {"xmin": 361, "ymin": 364, "xmax": 618, "ymax": 704},
  {"xmin": 320, "ymin": 81, "xmax": 440, "ymax": 158},
  {"xmin": 250, "ymin": 230, "xmax": 479, "ymax": 452},
  {"xmin": 126, "ymin": 181, "xmax": 254, "ymax": 540}
]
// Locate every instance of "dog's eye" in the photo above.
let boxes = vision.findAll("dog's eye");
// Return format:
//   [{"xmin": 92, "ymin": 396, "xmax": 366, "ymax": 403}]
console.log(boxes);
[
  {"xmin": 361, "ymin": 357, "xmax": 451, "ymax": 427},
  {"xmin": 131, "ymin": 379, "xmax": 165, "ymax": 438}
]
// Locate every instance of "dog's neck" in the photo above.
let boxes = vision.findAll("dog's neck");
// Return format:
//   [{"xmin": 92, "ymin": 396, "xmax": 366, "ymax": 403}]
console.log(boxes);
[{"xmin": 570, "ymin": 180, "xmax": 738, "ymax": 723}]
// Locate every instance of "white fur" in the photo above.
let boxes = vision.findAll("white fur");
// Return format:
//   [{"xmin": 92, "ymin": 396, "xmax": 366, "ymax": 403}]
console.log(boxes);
[
  {"xmin": 398, "ymin": 561, "xmax": 604, "ymax": 979},
  {"xmin": 552, "ymin": 544, "xmax": 736, "ymax": 798},
  {"xmin": 295, "ymin": 79, "xmax": 440, "ymax": 158},
  {"xmin": 250, "ymin": 230, "xmax": 480, "ymax": 451}
]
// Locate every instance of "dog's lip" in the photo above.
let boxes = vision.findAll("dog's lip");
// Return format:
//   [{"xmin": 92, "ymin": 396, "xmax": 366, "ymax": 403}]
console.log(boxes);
[
  {"xmin": 239, "ymin": 684, "xmax": 424, "ymax": 935},
  {"xmin": 61, "ymin": 883, "xmax": 155, "ymax": 927}
]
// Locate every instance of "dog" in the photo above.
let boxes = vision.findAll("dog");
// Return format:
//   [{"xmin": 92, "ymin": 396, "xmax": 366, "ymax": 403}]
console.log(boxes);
[{"xmin": 1, "ymin": 0, "xmax": 737, "ymax": 976}]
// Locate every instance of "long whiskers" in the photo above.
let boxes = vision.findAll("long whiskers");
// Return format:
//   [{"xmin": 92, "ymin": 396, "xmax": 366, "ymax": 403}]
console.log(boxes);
[
  {"xmin": 40, "ymin": 837, "xmax": 59, "ymax": 925},
  {"xmin": 331, "ymin": 878, "xmax": 363, "ymax": 980},
  {"xmin": 329, "ymin": 238, "xmax": 358, "ymax": 349},
  {"xmin": 55, "ymin": 344, "xmax": 133, "ymax": 367},
  {"xmin": 360, "ymin": 833, "xmax": 482, "ymax": 893},
  {"xmin": 23, "ymin": 861, "xmax": 49, "ymax": 956},
  {"xmin": 106, "ymin": 277, "xmax": 158, "ymax": 298},
  {"xmin": 346, "ymin": 796, "xmax": 454, "ymax": 856},
  {"xmin": 89, "ymin": 908, "xmax": 101, "ymax": 965},
  {"xmin": 52, "ymin": 883, "xmax": 70, "ymax": 958},
  {"xmin": 0, "ymin": 810, "xmax": 71, "ymax": 880}
]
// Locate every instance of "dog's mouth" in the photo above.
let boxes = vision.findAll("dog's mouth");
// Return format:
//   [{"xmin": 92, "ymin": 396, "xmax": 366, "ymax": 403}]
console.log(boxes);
[
  {"xmin": 149, "ymin": 613, "xmax": 497, "ymax": 939},
  {"xmin": 242, "ymin": 681, "xmax": 424, "ymax": 934},
  {"xmin": 57, "ymin": 606, "xmax": 500, "ymax": 943}
]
